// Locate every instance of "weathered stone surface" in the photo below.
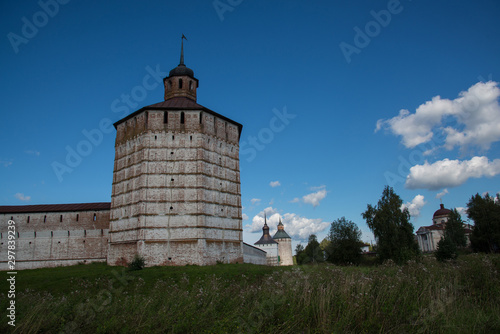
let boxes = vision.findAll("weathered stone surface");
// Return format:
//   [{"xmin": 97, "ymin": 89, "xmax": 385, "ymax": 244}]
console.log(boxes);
[
  {"xmin": 108, "ymin": 108, "xmax": 243, "ymax": 266},
  {"xmin": 0, "ymin": 209, "xmax": 109, "ymax": 270},
  {"xmin": 275, "ymin": 238, "xmax": 293, "ymax": 266},
  {"xmin": 243, "ymin": 243, "xmax": 267, "ymax": 265}
]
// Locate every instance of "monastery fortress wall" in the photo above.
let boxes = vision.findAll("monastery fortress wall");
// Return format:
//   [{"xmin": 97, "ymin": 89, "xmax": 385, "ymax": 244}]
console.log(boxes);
[
  {"xmin": 0, "ymin": 42, "xmax": 293, "ymax": 270},
  {"xmin": 0, "ymin": 204, "xmax": 110, "ymax": 270}
]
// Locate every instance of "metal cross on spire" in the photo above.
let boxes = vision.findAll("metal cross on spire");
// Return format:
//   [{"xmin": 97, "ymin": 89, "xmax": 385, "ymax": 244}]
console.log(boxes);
[{"xmin": 180, "ymin": 34, "xmax": 188, "ymax": 65}]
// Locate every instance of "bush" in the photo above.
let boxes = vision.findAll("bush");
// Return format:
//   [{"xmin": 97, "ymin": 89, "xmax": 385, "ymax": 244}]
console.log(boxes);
[
  {"xmin": 128, "ymin": 254, "xmax": 145, "ymax": 271},
  {"xmin": 435, "ymin": 236, "xmax": 457, "ymax": 262}
]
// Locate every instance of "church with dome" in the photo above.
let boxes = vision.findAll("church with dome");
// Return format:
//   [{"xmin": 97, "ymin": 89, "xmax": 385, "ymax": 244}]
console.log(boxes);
[{"xmin": 416, "ymin": 203, "xmax": 472, "ymax": 252}]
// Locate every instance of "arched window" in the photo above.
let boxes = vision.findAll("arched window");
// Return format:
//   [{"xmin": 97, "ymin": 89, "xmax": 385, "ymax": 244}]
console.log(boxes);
[
  {"xmin": 181, "ymin": 112, "xmax": 185, "ymax": 124},
  {"xmin": 167, "ymin": 80, "xmax": 172, "ymax": 90},
  {"xmin": 189, "ymin": 81, "xmax": 193, "ymax": 90},
  {"xmin": 199, "ymin": 112, "xmax": 203, "ymax": 124},
  {"xmin": 164, "ymin": 112, "xmax": 168, "ymax": 124},
  {"xmin": 179, "ymin": 79, "xmax": 183, "ymax": 89}
]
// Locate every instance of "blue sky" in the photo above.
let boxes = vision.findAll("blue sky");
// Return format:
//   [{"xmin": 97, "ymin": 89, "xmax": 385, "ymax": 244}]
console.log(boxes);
[{"xmin": 1, "ymin": 0, "xmax": 500, "ymax": 249}]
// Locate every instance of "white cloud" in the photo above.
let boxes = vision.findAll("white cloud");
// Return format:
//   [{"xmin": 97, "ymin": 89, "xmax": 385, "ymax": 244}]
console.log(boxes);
[
  {"xmin": 302, "ymin": 186, "xmax": 327, "ymax": 207},
  {"xmin": 15, "ymin": 193, "xmax": 31, "ymax": 202},
  {"xmin": 360, "ymin": 229, "xmax": 375, "ymax": 244},
  {"xmin": 406, "ymin": 156, "xmax": 500, "ymax": 190},
  {"xmin": 282, "ymin": 213, "xmax": 330, "ymax": 240},
  {"xmin": 250, "ymin": 198, "xmax": 261, "ymax": 205},
  {"xmin": 248, "ymin": 207, "xmax": 281, "ymax": 233},
  {"xmin": 436, "ymin": 188, "xmax": 448, "ymax": 199},
  {"xmin": 0, "ymin": 160, "xmax": 13, "ymax": 167},
  {"xmin": 25, "ymin": 150, "xmax": 40, "ymax": 156},
  {"xmin": 401, "ymin": 195, "xmax": 426, "ymax": 217},
  {"xmin": 290, "ymin": 197, "xmax": 300, "ymax": 203},
  {"xmin": 248, "ymin": 207, "xmax": 329, "ymax": 240},
  {"xmin": 309, "ymin": 185, "xmax": 327, "ymax": 191},
  {"xmin": 242, "ymin": 213, "xmax": 249, "ymax": 221},
  {"xmin": 377, "ymin": 81, "xmax": 500, "ymax": 151},
  {"xmin": 269, "ymin": 181, "xmax": 281, "ymax": 187},
  {"xmin": 456, "ymin": 207, "xmax": 468, "ymax": 216}
]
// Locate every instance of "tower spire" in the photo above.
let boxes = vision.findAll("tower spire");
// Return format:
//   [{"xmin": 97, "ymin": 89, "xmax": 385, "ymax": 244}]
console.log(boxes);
[
  {"xmin": 180, "ymin": 34, "xmax": 187, "ymax": 65},
  {"xmin": 277, "ymin": 216, "xmax": 285, "ymax": 231},
  {"xmin": 164, "ymin": 35, "xmax": 198, "ymax": 101}
]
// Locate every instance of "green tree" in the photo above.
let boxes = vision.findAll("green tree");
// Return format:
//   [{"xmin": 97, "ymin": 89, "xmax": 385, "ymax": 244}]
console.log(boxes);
[
  {"xmin": 362, "ymin": 186, "xmax": 419, "ymax": 264},
  {"xmin": 435, "ymin": 208, "xmax": 467, "ymax": 262},
  {"xmin": 326, "ymin": 217, "xmax": 363, "ymax": 265},
  {"xmin": 444, "ymin": 208, "xmax": 467, "ymax": 249},
  {"xmin": 467, "ymin": 193, "xmax": 500, "ymax": 253},
  {"xmin": 319, "ymin": 238, "xmax": 330, "ymax": 254},
  {"xmin": 435, "ymin": 235, "xmax": 458, "ymax": 262},
  {"xmin": 302, "ymin": 234, "xmax": 324, "ymax": 264},
  {"xmin": 295, "ymin": 244, "xmax": 306, "ymax": 265}
]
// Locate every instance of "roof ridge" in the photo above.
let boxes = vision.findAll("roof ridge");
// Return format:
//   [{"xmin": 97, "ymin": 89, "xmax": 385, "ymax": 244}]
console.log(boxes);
[{"xmin": 0, "ymin": 202, "xmax": 111, "ymax": 214}]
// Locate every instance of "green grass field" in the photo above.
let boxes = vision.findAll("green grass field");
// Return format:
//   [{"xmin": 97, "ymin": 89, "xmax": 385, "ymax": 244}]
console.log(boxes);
[{"xmin": 1, "ymin": 254, "xmax": 499, "ymax": 333}]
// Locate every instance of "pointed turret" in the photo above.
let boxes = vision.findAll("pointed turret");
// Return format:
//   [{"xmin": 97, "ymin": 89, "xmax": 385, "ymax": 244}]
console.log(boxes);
[
  {"xmin": 273, "ymin": 217, "xmax": 291, "ymax": 239},
  {"xmin": 255, "ymin": 214, "xmax": 277, "ymax": 245}
]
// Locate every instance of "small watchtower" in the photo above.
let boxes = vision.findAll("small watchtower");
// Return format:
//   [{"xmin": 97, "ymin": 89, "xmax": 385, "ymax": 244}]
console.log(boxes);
[
  {"xmin": 273, "ymin": 218, "xmax": 293, "ymax": 266},
  {"xmin": 254, "ymin": 215, "xmax": 279, "ymax": 266}
]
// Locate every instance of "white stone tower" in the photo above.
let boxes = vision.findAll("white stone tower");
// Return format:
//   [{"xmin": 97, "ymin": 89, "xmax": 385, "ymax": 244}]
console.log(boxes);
[
  {"xmin": 254, "ymin": 215, "xmax": 279, "ymax": 266},
  {"xmin": 273, "ymin": 217, "xmax": 293, "ymax": 266},
  {"xmin": 108, "ymin": 37, "xmax": 243, "ymax": 266}
]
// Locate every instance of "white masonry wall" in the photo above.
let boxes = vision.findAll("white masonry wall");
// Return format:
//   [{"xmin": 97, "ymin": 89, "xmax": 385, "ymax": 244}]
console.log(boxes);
[
  {"xmin": 0, "ymin": 209, "xmax": 109, "ymax": 270},
  {"xmin": 254, "ymin": 243, "xmax": 279, "ymax": 266},
  {"xmin": 276, "ymin": 238, "xmax": 293, "ymax": 266},
  {"xmin": 108, "ymin": 109, "xmax": 243, "ymax": 266}
]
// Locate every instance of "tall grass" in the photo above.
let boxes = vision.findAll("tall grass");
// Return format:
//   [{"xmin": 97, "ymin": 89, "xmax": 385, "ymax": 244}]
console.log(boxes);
[{"xmin": 1, "ymin": 254, "xmax": 499, "ymax": 333}]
